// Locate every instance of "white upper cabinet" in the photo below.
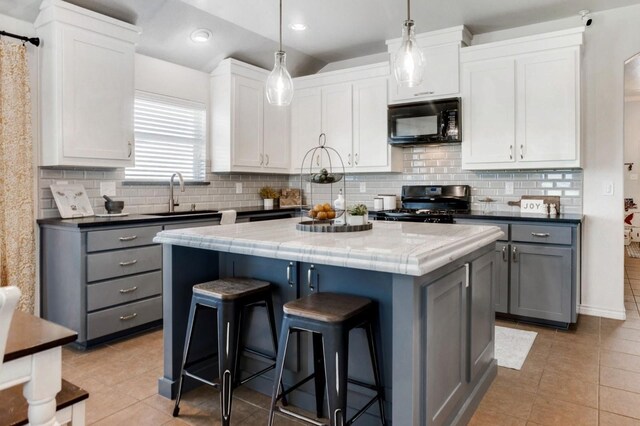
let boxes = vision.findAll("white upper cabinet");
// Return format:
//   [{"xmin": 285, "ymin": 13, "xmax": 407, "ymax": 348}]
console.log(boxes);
[
  {"xmin": 290, "ymin": 63, "xmax": 402, "ymax": 173},
  {"xmin": 461, "ymin": 28, "xmax": 584, "ymax": 170},
  {"xmin": 211, "ymin": 59, "xmax": 290, "ymax": 173},
  {"xmin": 386, "ymin": 26, "xmax": 471, "ymax": 104},
  {"xmin": 35, "ymin": 0, "xmax": 140, "ymax": 168}
]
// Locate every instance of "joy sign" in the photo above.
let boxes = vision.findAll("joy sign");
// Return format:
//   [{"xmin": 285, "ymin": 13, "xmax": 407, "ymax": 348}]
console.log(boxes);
[{"xmin": 520, "ymin": 199, "xmax": 548, "ymax": 214}]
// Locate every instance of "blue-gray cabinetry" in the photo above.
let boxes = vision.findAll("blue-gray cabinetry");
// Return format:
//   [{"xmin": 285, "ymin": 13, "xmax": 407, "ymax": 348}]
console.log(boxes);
[{"xmin": 456, "ymin": 218, "xmax": 580, "ymax": 326}]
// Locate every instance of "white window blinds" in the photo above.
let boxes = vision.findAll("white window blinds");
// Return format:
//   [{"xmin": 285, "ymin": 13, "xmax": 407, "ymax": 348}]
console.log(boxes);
[{"xmin": 126, "ymin": 91, "xmax": 207, "ymax": 181}]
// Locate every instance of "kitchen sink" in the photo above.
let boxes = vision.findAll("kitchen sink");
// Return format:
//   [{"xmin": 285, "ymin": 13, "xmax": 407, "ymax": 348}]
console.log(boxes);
[{"xmin": 143, "ymin": 210, "xmax": 218, "ymax": 217}]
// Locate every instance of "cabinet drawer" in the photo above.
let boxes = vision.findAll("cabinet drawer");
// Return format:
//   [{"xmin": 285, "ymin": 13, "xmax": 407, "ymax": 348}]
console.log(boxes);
[
  {"xmin": 87, "ymin": 270, "xmax": 162, "ymax": 311},
  {"xmin": 87, "ymin": 245, "xmax": 162, "ymax": 282},
  {"xmin": 163, "ymin": 220, "xmax": 219, "ymax": 231},
  {"xmin": 511, "ymin": 224, "xmax": 572, "ymax": 245},
  {"xmin": 87, "ymin": 296, "xmax": 162, "ymax": 340},
  {"xmin": 87, "ymin": 226, "xmax": 162, "ymax": 252},
  {"xmin": 455, "ymin": 219, "xmax": 509, "ymax": 241}
]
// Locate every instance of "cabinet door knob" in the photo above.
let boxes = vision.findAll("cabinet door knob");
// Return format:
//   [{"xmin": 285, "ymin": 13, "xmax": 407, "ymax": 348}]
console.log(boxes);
[
  {"xmin": 265, "ymin": 154, "xmax": 270, "ymax": 166},
  {"xmin": 348, "ymin": 153, "xmax": 352, "ymax": 166},
  {"xmin": 128, "ymin": 141, "xmax": 133, "ymax": 158},
  {"xmin": 259, "ymin": 154, "xmax": 264, "ymax": 165},
  {"xmin": 520, "ymin": 144, "xmax": 524, "ymax": 160},
  {"xmin": 509, "ymin": 145, "xmax": 513, "ymax": 160},
  {"xmin": 512, "ymin": 246, "xmax": 518, "ymax": 263},
  {"xmin": 354, "ymin": 153, "xmax": 359, "ymax": 165},
  {"xmin": 502, "ymin": 245, "xmax": 508, "ymax": 262}
]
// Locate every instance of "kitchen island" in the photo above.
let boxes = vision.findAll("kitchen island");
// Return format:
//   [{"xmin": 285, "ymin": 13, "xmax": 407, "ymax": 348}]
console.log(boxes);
[{"xmin": 154, "ymin": 218, "xmax": 503, "ymax": 425}]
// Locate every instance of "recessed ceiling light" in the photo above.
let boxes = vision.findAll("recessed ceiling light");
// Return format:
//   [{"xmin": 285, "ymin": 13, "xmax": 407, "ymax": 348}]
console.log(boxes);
[
  {"xmin": 190, "ymin": 29, "xmax": 212, "ymax": 43},
  {"xmin": 288, "ymin": 23, "xmax": 307, "ymax": 31}
]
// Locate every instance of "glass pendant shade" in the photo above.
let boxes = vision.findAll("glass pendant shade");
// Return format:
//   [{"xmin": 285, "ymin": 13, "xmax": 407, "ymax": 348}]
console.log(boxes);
[
  {"xmin": 393, "ymin": 20, "xmax": 425, "ymax": 87},
  {"xmin": 266, "ymin": 51, "xmax": 294, "ymax": 106}
]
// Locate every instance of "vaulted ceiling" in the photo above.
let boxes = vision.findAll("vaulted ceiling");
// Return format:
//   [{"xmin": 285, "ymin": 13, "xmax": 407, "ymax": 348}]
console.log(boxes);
[{"xmin": 2, "ymin": 0, "xmax": 640, "ymax": 76}]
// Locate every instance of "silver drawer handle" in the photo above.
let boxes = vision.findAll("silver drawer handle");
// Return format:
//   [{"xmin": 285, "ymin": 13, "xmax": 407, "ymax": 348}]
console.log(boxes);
[
  {"xmin": 502, "ymin": 245, "xmax": 508, "ymax": 262},
  {"xmin": 308, "ymin": 264, "xmax": 315, "ymax": 291},
  {"xmin": 414, "ymin": 91, "xmax": 434, "ymax": 96},
  {"xmin": 119, "ymin": 259, "xmax": 138, "ymax": 267},
  {"xmin": 120, "ymin": 313, "xmax": 137, "ymax": 321},
  {"xmin": 119, "ymin": 235, "xmax": 138, "ymax": 242},
  {"xmin": 119, "ymin": 286, "xmax": 138, "ymax": 294},
  {"xmin": 531, "ymin": 232, "xmax": 550, "ymax": 238},
  {"xmin": 512, "ymin": 246, "xmax": 518, "ymax": 263},
  {"xmin": 286, "ymin": 262, "xmax": 294, "ymax": 287}
]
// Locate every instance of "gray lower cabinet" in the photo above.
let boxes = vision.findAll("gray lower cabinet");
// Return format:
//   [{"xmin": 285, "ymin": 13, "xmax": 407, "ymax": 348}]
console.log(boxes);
[
  {"xmin": 425, "ymin": 251, "xmax": 495, "ymax": 426},
  {"xmin": 456, "ymin": 218, "xmax": 580, "ymax": 325}
]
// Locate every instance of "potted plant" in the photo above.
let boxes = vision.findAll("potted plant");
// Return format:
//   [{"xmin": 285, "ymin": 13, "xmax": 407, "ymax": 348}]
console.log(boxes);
[
  {"xmin": 347, "ymin": 204, "xmax": 368, "ymax": 226},
  {"xmin": 259, "ymin": 186, "xmax": 279, "ymax": 209}
]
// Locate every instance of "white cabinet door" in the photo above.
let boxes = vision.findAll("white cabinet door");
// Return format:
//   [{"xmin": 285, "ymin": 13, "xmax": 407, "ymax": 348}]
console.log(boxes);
[
  {"xmin": 353, "ymin": 77, "xmax": 389, "ymax": 168},
  {"xmin": 389, "ymin": 42, "xmax": 460, "ymax": 103},
  {"xmin": 516, "ymin": 49, "xmax": 578, "ymax": 164},
  {"xmin": 263, "ymin": 101, "xmax": 290, "ymax": 171},
  {"xmin": 321, "ymin": 83, "xmax": 353, "ymax": 166},
  {"xmin": 462, "ymin": 59, "xmax": 516, "ymax": 166},
  {"xmin": 232, "ymin": 75, "xmax": 264, "ymax": 168},
  {"xmin": 61, "ymin": 26, "xmax": 134, "ymax": 164},
  {"xmin": 291, "ymin": 87, "xmax": 322, "ymax": 171}
]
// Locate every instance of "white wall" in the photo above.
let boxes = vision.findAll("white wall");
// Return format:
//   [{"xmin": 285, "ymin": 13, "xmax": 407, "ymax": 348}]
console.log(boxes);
[
  {"xmin": 625, "ymin": 99, "xmax": 640, "ymax": 202},
  {"xmin": 135, "ymin": 54, "xmax": 209, "ymax": 104}
]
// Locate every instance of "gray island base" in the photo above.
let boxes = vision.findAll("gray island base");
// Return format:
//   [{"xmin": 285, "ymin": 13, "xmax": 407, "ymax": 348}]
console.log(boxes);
[{"xmin": 154, "ymin": 218, "xmax": 503, "ymax": 425}]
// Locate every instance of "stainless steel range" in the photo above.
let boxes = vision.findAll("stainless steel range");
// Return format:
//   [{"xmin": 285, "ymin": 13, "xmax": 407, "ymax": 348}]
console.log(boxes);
[{"xmin": 372, "ymin": 185, "xmax": 470, "ymax": 223}]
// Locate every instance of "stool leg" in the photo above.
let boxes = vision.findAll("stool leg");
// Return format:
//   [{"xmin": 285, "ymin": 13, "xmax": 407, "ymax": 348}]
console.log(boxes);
[
  {"xmin": 365, "ymin": 322, "xmax": 387, "ymax": 425},
  {"xmin": 323, "ymin": 330, "xmax": 349, "ymax": 426},
  {"xmin": 265, "ymin": 296, "xmax": 288, "ymax": 406},
  {"xmin": 312, "ymin": 332, "xmax": 326, "ymax": 418},
  {"xmin": 173, "ymin": 299, "xmax": 199, "ymax": 417},
  {"xmin": 217, "ymin": 305, "xmax": 241, "ymax": 426},
  {"xmin": 269, "ymin": 318, "xmax": 291, "ymax": 426}
]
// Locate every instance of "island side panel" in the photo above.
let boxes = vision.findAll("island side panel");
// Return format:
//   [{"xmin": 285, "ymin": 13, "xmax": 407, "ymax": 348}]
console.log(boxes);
[{"xmin": 159, "ymin": 244, "xmax": 220, "ymax": 398}]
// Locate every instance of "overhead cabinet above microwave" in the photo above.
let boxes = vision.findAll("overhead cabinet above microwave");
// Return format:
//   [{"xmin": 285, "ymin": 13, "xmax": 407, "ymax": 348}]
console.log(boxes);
[
  {"xmin": 460, "ymin": 28, "xmax": 584, "ymax": 170},
  {"xmin": 386, "ymin": 26, "xmax": 471, "ymax": 104}
]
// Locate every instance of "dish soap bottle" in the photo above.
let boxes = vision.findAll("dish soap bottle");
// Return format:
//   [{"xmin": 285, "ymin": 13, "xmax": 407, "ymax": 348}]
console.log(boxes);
[{"xmin": 334, "ymin": 189, "xmax": 345, "ymax": 225}]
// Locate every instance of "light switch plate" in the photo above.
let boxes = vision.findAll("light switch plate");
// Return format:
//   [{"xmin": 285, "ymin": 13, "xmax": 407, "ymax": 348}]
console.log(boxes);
[
  {"xmin": 360, "ymin": 182, "xmax": 366, "ymax": 193},
  {"xmin": 505, "ymin": 182, "xmax": 514, "ymax": 195},
  {"xmin": 235, "ymin": 182, "xmax": 243, "ymax": 194},
  {"xmin": 602, "ymin": 181, "xmax": 614, "ymax": 196},
  {"xmin": 100, "ymin": 181, "xmax": 116, "ymax": 197}
]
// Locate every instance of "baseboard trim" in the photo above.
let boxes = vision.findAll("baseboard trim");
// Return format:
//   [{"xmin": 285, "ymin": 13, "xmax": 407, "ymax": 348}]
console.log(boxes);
[{"xmin": 578, "ymin": 305, "xmax": 626, "ymax": 320}]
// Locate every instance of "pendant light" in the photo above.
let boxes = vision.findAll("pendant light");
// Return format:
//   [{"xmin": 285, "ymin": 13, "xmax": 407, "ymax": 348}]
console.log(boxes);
[
  {"xmin": 266, "ymin": 0, "xmax": 294, "ymax": 106},
  {"xmin": 393, "ymin": 0, "xmax": 425, "ymax": 87}
]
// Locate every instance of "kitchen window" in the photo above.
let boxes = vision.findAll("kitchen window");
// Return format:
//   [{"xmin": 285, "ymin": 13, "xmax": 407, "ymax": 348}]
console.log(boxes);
[{"xmin": 126, "ymin": 91, "xmax": 207, "ymax": 181}]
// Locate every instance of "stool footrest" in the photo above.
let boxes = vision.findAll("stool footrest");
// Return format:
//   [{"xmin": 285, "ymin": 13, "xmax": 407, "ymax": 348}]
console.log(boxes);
[
  {"xmin": 347, "ymin": 377, "xmax": 383, "ymax": 393},
  {"xmin": 243, "ymin": 346, "xmax": 276, "ymax": 361},
  {"xmin": 277, "ymin": 406, "xmax": 327, "ymax": 426},
  {"xmin": 277, "ymin": 372, "xmax": 316, "ymax": 402},
  {"xmin": 348, "ymin": 395, "xmax": 383, "ymax": 425},
  {"xmin": 183, "ymin": 370, "xmax": 221, "ymax": 390},
  {"xmin": 239, "ymin": 364, "xmax": 276, "ymax": 386}
]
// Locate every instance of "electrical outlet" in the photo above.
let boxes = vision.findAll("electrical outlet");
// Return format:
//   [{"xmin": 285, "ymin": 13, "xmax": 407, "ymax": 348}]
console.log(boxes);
[
  {"xmin": 505, "ymin": 182, "xmax": 514, "ymax": 195},
  {"xmin": 235, "ymin": 182, "xmax": 242, "ymax": 194},
  {"xmin": 100, "ymin": 181, "xmax": 116, "ymax": 197},
  {"xmin": 360, "ymin": 182, "xmax": 366, "ymax": 193}
]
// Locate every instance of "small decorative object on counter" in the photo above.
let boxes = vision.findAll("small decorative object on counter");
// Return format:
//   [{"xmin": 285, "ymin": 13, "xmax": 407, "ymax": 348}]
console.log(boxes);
[
  {"xmin": 280, "ymin": 188, "xmax": 301, "ymax": 206},
  {"xmin": 297, "ymin": 133, "xmax": 372, "ymax": 232},
  {"xmin": 373, "ymin": 197, "xmax": 384, "ymax": 211},
  {"xmin": 259, "ymin": 186, "xmax": 279, "ymax": 209},
  {"xmin": 549, "ymin": 203, "xmax": 558, "ymax": 216},
  {"xmin": 347, "ymin": 204, "xmax": 368, "ymax": 226}
]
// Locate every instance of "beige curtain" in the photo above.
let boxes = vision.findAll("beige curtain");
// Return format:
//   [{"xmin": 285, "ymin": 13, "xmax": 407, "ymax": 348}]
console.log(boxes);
[{"xmin": 0, "ymin": 40, "xmax": 36, "ymax": 313}]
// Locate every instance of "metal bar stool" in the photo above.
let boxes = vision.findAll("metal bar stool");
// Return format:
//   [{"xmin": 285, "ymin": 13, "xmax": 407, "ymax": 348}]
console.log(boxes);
[
  {"xmin": 269, "ymin": 292, "xmax": 386, "ymax": 426},
  {"xmin": 172, "ymin": 277, "xmax": 284, "ymax": 425}
]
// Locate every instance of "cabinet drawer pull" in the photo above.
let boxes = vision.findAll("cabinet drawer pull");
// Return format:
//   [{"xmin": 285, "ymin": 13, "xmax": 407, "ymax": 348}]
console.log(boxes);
[
  {"xmin": 347, "ymin": 153, "xmax": 352, "ymax": 166},
  {"xmin": 259, "ymin": 154, "xmax": 264, "ymax": 165},
  {"xmin": 286, "ymin": 262, "xmax": 294, "ymax": 287},
  {"xmin": 354, "ymin": 153, "xmax": 359, "ymax": 165},
  {"xmin": 119, "ymin": 259, "xmax": 138, "ymax": 267},
  {"xmin": 502, "ymin": 245, "xmax": 508, "ymax": 262},
  {"xmin": 119, "ymin": 286, "xmax": 138, "ymax": 294},
  {"xmin": 465, "ymin": 263, "xmax": 470, "ymax": 288},
  {"xmin": 308, "ymin": 264, "xmax": 315, "ymax": 291},
  {"xmin": 265, "ymin": 154, "xmax": 270, "ymax": 166},
  {"xmin": 128, "ymin": 141, "xmax": 132, "ymax": 158},
  {"xmin": 414, "ymin": 91, "xmax": 434, "ymax": 96},
  {"xmin": 531, "ymin": 232, "xmax": 550, "ymax": 238},
  {"xmin": 509, "ymin": 145, "xmax": 513, "ymax": 160},
  {"xmin": 120, "ymin": 313, "xmax": 137, "ymax": 321},
  {"xmin": 512, "ymin": 246, "xmax": 518, "ymax": 263},
  {"xmin": 118, "ymin": 235, "xmax": 138, "ymax": 242},
  {"xmin": 520, "ymin": 144, "xmax": 524, "ymax": 160}
]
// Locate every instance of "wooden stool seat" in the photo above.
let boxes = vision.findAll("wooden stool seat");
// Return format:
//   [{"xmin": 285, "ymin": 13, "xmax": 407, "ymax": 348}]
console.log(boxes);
[
  {"xmin": 0, "ymin": 379, "xmax": 88, "ymax": 426},
  {"xmin": 193, "ymin": 277, "xmax": 270, "ymax": 300},
  {"xmin": 283, "ymin": 292, "xmax": 372, "ymax": 323}
]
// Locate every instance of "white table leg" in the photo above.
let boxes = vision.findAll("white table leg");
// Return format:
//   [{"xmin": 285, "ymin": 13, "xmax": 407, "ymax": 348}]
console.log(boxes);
[{"xmin": 22, "ymin": 348, "xmax": 61, "ymax": 426}]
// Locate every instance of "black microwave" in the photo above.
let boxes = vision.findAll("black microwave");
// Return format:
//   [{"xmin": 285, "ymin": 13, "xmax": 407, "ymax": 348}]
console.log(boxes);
[{"xmin": 387, "ymin": 97, "xmax": 461, "ymax": 145}]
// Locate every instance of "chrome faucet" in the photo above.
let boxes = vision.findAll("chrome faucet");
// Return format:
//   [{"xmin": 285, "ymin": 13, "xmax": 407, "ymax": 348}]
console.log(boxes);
[{"xmin": 169, "ymin": 172, "xmax": 185, "ymax": 212}]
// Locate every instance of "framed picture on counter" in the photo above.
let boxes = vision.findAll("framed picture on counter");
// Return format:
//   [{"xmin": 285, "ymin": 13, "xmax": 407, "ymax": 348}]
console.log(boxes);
[{"xmin": 50, "ymin": 184, "xmax": 95, "ymax": 218}]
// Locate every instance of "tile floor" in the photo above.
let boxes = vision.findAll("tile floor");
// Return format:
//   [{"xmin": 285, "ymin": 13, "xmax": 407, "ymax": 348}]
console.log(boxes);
[{"xmin": 62, "ymin": 253, "xmax": 640, "ymax": 425}]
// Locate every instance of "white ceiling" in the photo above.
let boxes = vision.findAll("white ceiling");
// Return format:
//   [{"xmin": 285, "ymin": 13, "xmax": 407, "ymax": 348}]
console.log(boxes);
[{"xmin": 3, "ymin": 0, "xmax": 640, "ymax": 75}]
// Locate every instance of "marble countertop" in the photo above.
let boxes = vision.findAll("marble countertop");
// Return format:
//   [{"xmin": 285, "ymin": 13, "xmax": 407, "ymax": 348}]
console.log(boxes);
[{"xmin": 153, "ymin": 217, "xmax": 503, "ymax": 277}]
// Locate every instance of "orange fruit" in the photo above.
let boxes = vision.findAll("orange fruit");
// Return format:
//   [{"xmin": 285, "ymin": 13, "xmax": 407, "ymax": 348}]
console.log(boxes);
[
  {"xmin": 322, "ymin": 203, "xmax": 332, "ymax": 212},
  {"xmin": 313, "ymin": 204, "xmax": 323, "ymax": 212},
  {"xmin": 327, "ymin": 211, "xmax": 336, "ymax": 219},
  {"xmin": 317, "ymin": 211, "xmax": 328, "ymax": 220},
  {"xmin": 309, "ymin": 210, "xmax": 318, "ymax": 218}
]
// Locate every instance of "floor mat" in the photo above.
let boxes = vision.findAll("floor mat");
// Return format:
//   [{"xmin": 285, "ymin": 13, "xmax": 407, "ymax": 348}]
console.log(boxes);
[{"xmin": 495, "ymin": 326, "xmax": 537, "ymax": 370}]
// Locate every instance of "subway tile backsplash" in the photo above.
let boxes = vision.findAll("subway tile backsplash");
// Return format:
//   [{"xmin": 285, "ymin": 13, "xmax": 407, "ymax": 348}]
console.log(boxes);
[{"xmin": 38, "ymin": 144, "xmax": 582, "ymax": 218}]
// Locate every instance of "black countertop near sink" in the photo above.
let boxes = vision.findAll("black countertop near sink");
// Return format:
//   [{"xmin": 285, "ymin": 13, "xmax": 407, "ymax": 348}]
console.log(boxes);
[
  {"xmin": 453, "ymin": 210, "xmax": 583, "ymax": 224},
  {"xmin": 37, "ymin": 206, "xmax": 301, "ymax": 228}
]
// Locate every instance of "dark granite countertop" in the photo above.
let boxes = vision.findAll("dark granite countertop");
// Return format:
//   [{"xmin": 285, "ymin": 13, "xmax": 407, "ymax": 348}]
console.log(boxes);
[
  {"xmin": 453, "ymin": 210, "xmax": 583, "ymax": 224},
  {"xmin": 37, "ymin": 206, "xmax": 300, "ymax": 228}
]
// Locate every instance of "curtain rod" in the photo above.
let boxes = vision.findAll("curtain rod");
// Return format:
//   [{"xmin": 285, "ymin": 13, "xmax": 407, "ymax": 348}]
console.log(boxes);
[{"xmin": 0, "ymin": 30, "xmax": 40, "ymax": 47}]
